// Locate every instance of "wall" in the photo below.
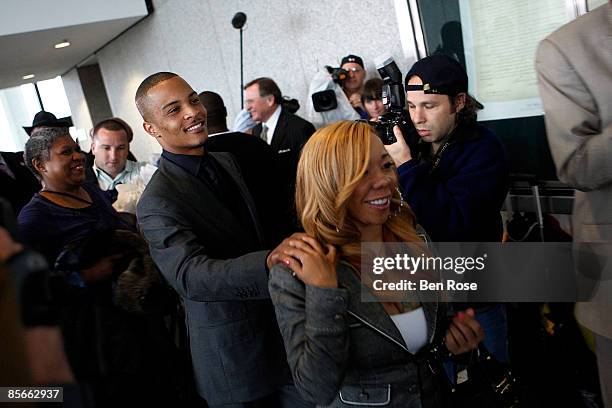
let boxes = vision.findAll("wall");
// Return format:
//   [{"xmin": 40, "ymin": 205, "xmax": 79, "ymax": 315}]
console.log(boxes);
[{"xmin": 96, "ymin": 0, "xmax": 418, "ymax": 161}]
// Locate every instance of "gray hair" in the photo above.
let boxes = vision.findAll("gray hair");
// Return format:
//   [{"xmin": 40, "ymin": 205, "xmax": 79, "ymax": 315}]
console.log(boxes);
[{"xmin": 24, "ymin": 127, "xmax": 72, "ymax": 179}]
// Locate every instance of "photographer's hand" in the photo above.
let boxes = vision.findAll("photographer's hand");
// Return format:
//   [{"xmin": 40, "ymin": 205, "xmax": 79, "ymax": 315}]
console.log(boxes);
[
  {"xmin": 384, "ymin": 126, "xmax": 412, "ymax": 167},
  {"xmin": 349, "ymin": 93, "xmax": 364, "ymax": 110}
]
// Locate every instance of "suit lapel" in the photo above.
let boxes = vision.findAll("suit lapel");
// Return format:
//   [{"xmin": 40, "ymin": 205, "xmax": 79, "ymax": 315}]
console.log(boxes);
[
  {"xmin": 270, "ymin": 109, "xmax": 289, "ymax": 152},
  {"xmin": 212, "ymin": 152, "xmax": 266, "ymax": 247},
  {"xmin": 159, "ymin": 157, "xmax": 251, "ymax": 243}
]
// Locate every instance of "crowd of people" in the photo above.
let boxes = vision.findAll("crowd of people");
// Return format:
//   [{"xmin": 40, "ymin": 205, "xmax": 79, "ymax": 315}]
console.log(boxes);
[{"xmin": 0, "ymin": 3, "xmax": 610, "ymax": 407}]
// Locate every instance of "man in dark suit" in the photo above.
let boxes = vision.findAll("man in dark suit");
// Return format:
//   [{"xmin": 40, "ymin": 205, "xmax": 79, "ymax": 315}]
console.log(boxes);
[
  {"xmin": 0, "ymin": 151, "xmax": 41, "ymax": 215},
  {"xmin": 135, "ymin": 72, "xmax": 311, "ymax": 408},
  {"xmin": 200, "ymin": 91, "xmax": 295, "ymax": 244},
  {"xmin": 245, "ymin": 77, "xmax": 315, "ymax": 193}
]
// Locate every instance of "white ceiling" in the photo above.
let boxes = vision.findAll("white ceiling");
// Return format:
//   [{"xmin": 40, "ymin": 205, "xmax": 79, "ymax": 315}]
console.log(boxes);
[{"xmin": 0, "ymin": 0, "xmax": 149, "ymax": 90}]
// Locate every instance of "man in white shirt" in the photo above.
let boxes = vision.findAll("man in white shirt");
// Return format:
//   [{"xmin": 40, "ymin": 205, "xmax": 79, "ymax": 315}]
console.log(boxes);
[
  {"xmin": 244, "ymin": 77, "xmax": 315, "ymax": 203},
  {"xmin": 90, "ymin": 118, "xmax": 152, "ymax": 212}
]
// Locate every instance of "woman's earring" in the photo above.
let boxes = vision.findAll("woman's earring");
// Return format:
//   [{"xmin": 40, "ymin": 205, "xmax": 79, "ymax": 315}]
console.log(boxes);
[{"xmin": 392, "ymin": 187, "xmax": 405, "ymax": 217}]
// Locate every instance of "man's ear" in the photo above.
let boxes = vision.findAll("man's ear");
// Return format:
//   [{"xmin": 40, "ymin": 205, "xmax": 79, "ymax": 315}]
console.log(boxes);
[
  {"xmin": 454, "ymin": 93, "xmax": 467, "ymax": 112},
  {"xmin": 32, "ymin": 158, "xmax": 45, "ymax": 175},
  {"xmin": 90, "ymin": 138, "xmax": 98, "ymax": 154},
  {"xmin": 265, "ymin": 95, "xmax": 275, "ymax": 108},
  {"xmin": 143, "ymin": 122, "xmax": 159, "ymax": 139}
]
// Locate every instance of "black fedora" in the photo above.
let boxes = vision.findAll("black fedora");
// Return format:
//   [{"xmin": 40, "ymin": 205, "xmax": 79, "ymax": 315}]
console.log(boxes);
[{"xmin": 23, "ymin": 111, "xmax": 73, "ymax": 136}]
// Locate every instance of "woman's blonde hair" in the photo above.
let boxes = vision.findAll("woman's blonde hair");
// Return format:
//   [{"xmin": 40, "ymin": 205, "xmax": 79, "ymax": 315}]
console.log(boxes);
[{"xmin": 295, "ymin": 120, "xmax": 422, "ymax": 264}]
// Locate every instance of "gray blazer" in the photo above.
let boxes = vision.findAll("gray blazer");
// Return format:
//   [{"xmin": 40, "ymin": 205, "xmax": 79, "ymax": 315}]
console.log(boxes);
[
  {"xmin": 535, "ymin": 3, "xmax": 612, "ymax": 338},
  {"xmin": 269, "ymin": 261, "xmax": 447, "ymax": 407},
  {"xmin": 137, "ymin": 152, "xmax": 291, "ymax": 405}
]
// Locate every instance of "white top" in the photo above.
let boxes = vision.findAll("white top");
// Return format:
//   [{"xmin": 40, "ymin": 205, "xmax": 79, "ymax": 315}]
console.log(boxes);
[
  {"xmin": 261, "ymin": 105, "xmax": 282, "ymax": 144},
  {"xmin": 389, "ymin": 307, "xmax": 428, "ymax": 354}
]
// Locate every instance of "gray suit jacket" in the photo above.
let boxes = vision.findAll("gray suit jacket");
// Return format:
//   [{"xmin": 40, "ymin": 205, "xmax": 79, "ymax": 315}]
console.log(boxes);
[
  {"xmin": 137, "ymin": 152, "xmax": 290, "ymax": 405},
  {"xmin": 536, "ymin": 3, "xmax": 612, "ymax": 338},
  {"xmin": 269, "ymin": 261, "xmax": 446, "ymax": 407}
]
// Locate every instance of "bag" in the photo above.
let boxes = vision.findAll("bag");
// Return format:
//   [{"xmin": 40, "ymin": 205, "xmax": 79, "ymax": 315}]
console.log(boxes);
[{"xmin": 450, "ymin": 343, "xmax": 523, "ymax": 407}]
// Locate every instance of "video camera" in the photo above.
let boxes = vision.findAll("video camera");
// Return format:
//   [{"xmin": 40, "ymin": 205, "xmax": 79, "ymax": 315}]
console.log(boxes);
[
  {"xmin": 370, "ymin": 56, "xmax": 412, "ymax": 145},
  {"xmin": 311, "ymin": 66, "xmax": 349, "ymax": 112}
]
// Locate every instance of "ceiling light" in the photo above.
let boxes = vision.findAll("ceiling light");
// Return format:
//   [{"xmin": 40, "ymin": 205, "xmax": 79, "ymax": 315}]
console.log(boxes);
[
  {"xmin": 54, "ymin": 40, "xmax": 71, "ymax": 49},
  {"xmin": 22, "ymin": 74, "xmax": 35, "ymax": 80}
]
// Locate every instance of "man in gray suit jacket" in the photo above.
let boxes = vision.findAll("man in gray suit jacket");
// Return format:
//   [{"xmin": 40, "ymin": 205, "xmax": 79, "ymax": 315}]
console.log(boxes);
[
  {"xmin": 135, "ymin": 72, "xmax": 312, "ymax": 408},
  {"xmin": 536, "ymin": 3, "xmax": 612, "ymax": 405}
]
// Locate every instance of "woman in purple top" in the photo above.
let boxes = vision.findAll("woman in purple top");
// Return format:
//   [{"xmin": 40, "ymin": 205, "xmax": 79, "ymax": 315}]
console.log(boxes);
[
  {"xmin": 18, "ymin": 129, "xmax": 131, "ymax": 265},
  {"xmin": 17, "ymin": 128, "xmax": 181, "ymax": 406}
]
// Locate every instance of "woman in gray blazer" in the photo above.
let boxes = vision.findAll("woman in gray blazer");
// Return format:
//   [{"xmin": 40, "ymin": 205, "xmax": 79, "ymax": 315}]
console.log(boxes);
[{"xmin": 269, "ymin": 121, "xmax": 484, "ymax": 407}]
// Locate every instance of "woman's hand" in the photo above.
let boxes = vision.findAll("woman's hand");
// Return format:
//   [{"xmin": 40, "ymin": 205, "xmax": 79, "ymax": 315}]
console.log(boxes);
[
  {"xmin": 268, "ymin": 233, "xmax": 337, "ymax": 288},
  {"xmin": 444, "ymin": 308, "xmax": 485, "ymax": 355}
]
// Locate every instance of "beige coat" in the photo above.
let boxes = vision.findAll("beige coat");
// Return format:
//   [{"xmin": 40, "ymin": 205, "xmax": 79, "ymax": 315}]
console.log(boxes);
[{"xmin": 535, "ymin": 3, "xmax": 612, "ymax": 338}]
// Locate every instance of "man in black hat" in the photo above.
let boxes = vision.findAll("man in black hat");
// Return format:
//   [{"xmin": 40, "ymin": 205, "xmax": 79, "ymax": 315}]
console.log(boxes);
[
  {"xmin": 340, "ymin": 54, "xmax": 368, "ymax": 119},
  {"xmin": 386, "ymin": 54, "xmax": 510, "ymax": 362},
  {"xmin": 387, "ymin": 54, "xmax": 508, "ymax": 243},
  {"xmin": 23, "ymin": 111, "xmax": 73, "ymax": 137}
]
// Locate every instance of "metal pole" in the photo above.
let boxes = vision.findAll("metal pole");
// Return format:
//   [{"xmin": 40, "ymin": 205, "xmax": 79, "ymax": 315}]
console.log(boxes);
[
  {"xmin": 33, "ymin": 83, "xmax": 44, "ymax": 111},
  {"xmin": 240, "ymin": 28, "xmax": 244, "ymax": 109}
]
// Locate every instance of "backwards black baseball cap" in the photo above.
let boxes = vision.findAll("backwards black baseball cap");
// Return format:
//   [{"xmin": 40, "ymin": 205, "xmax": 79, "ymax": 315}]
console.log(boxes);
[
  {"xmin": 341, "ymin": 54, "xmax": 364, "ymax": 69},
  {"xmin": 405, "ymin": 55, "xmax": 468, "ymax": 96}
]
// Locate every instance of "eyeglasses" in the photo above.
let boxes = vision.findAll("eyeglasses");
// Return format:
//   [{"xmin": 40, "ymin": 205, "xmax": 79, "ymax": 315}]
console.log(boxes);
[{"xmin": 345, "ymin": 67, "xmax": 363, "ymax": 73}]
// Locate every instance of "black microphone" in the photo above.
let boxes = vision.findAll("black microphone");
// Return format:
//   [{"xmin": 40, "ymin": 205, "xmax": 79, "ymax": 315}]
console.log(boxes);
[{"xmin": 231, "ymin": 12, "xmax": 247, "ymax": 29}]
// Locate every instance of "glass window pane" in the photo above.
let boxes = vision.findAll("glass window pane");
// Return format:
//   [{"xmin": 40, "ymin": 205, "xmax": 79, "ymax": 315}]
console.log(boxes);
[{"xmin": 37, "ymin": 76, "xmax": 72, "ymax": 119}]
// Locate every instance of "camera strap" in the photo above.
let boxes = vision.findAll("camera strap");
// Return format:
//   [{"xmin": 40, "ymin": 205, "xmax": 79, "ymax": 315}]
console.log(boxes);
[{"xmin": 430, "ymin": 138, "xmax": 452, "ymax": 172}]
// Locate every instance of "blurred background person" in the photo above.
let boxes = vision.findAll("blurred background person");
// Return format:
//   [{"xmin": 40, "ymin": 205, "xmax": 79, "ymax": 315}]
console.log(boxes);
[
  {"xmin": 201, "ymin": 90, "xmax": 295, "ymax": 243},
  {"xmin": 361, "ymin": 77, "xmax": 387, "ymax": 122},
  {"xmin": 340, "ymin": 54, "xmax": 368, "ymax": 119}
]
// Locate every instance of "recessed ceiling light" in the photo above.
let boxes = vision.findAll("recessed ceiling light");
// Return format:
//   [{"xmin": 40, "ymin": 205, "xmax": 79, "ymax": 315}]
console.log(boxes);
[
  {"xmin": 22, "ymin": 74, "xmax": 35, "ymax": 80},
  {"xmin": 54, "ymin": 40, "xmax": 71, "ymax": 49}
]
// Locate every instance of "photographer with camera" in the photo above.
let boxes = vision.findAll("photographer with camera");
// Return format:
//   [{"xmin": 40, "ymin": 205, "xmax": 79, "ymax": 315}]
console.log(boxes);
[
  {"xmin": 339, "ymin": 54, "xmax": 368, "ymax": 119},
  {"xmin": 385, "ymin": 55, "xmax": 510, "ymax": 366}
]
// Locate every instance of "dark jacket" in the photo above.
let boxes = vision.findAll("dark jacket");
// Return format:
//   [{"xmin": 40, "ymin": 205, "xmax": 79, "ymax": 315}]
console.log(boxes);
[
  {"xmin": 0, "ymin": 152, "xmax": 41, "ymax": 215},
  {"xmin": 253, "ymin": 108, "xmax": 315, "ymax": 193},
  {"xmin": 269, "ymin": 261, "xmax": 448, "ymax": 407},
  {"xmin": 205, "ymin": 131, "xmax": 295, "ymax": 245},
  {"xmin": 137, "ymin": 152, "xmax": 291, "ymax": 405},
  {"xmin": 398, "ymin": 123, "xmax": 509, "ymax": 242}
]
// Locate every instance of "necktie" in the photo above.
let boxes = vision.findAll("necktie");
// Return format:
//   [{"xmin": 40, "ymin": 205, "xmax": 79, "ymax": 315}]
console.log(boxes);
[{"xmin": 260, "ymin": 124, "xmax": 268, "ymax": 143}]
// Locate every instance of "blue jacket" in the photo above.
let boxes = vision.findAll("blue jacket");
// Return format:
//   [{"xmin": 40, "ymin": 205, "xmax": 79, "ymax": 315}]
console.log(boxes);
[{"xmin": 398, "ymin": 123, "xmax": 509, "ymax": 242}]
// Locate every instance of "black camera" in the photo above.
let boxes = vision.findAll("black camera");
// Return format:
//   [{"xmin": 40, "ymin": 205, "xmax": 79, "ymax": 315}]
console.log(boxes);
[
  {"xmin": 325, "ymin": 65, "xmax": 348, "ymax": 84},
  {"xmin": 311, "ymin": 66, "xmax": 350, "ymax": 112},
  {"xmin": 372, "ymin": 56, "xmax": 412, "ymax": 145}
]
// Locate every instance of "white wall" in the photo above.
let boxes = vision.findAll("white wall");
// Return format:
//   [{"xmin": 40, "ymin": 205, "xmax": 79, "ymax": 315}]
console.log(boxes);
[{"xmin": 97, "ymin": 0, "xmax": 418, "ymax": 161}]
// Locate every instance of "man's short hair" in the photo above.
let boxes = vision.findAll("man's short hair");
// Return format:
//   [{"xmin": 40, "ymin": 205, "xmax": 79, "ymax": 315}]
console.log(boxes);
[
  {"xmin": 91, "ymin": 117, "xmax": 134, "ymax": 143},
  {"xmin": 244, "ymin": 77, "xmax": 282, "ymax": 105},
  {"xmin": 198, "ymin": 91, "xmax": 227, "ymax": 119},
  {"xmin": 135, "ymin": 72, "xmax": 179, "ymax": 119}
]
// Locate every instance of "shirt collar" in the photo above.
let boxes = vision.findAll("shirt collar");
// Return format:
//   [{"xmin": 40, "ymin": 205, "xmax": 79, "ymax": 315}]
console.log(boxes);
[{"xmin": 161, "ymin": 150, "xmax": 204, "ymax": 177}]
